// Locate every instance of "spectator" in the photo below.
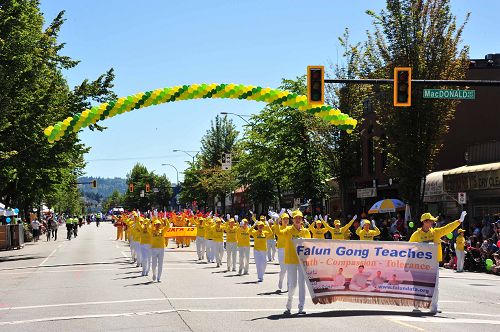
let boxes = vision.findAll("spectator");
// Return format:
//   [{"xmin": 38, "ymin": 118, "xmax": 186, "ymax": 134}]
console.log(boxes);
[
  {"xmin": 31, "ymin": 218, "xmax": 40, "ymax": 242},
  {"xmin": 444, "ymin": 252, "xmax": 457, "ymax": 270},
  {"xmin": 491, "ymin": 253, "xmax": 500, "ymax": 275}
]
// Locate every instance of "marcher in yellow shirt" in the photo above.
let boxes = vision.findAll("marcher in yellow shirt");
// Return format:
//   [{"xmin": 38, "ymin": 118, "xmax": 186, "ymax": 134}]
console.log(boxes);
[
  {"xmin": 250, "ymin": 221, "xmax": 273, "ymax": 282},
  {"xmin": 266, "ymin": 219, "xmax": 277, "ymax": 262},
  {"xmin": 274, "ymin": 213, "xmax": 289, "ymax": 291},
  {"xmin": 237, "ymin": 218, "xmax": 251, "ymax": 275},
  {"xmin": 322, "ymin": 215, "xmax": 357, "ymax": 240},
  {"xmin": 192, "ymin": 217, "xmax": 206, "ymax": 261},
  {"xmin": 309, "ymin": 219, "xmax": 329, "ymax": 239},
  {"xmin": 279, "ymin": 210, "xmax": 311, "ymax": 315},
  {"xmin": 150, "ymin": 218, "xmax": 170, "ymax": 282},
  {"xmin": 204, "ymin": 218, "xmax": 215, "ymax": 263},
  {"xmin": 211, "ymin": 218, "xmax": 225, "ymax": 267},
  {"xmin": 455, "ymin": 228, "xmax": 466, "ymax": 273},
  {"xmin": 409, "ymin": 211, "xmax": 466, "ymax": 314},
  {"xmin": 356, "ymin": 219, "xmax": 381, "ymax": 241},
  {"xmin": 225, "ymin": 218, "xmax": 239, "ymax": 272},
  {"xmin": 139, "ymin": 219, "xmax": 152, "ymax": 276}
]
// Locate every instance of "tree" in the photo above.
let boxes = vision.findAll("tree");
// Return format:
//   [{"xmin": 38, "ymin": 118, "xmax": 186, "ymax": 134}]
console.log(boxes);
[
  {"xmin": 0, "ymin": 1, "xmax": 116, "ymax": 218},
  {"xmin": 335, "ymin": 0, "xmax": 469, "ymax": 216},
  {"xmin": 102, "ymin": 190, "xmax": 123, "ymax": 213}
]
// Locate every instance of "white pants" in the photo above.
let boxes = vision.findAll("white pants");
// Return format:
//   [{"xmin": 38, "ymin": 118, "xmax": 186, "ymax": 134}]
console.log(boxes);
[
  {"xmin": 196, "ymin": 237, "xmax": 206, "ymax": 260},
  {"xmin": 226, "ymin": 242, "xmax": 237, "ymax": 270},
  {"xmin": 456, "ymin": 250, "xmax": 464, "ymax": 272},
  {"xmin": 141, "ymin": 244, "xmax": 151, "ymax": 275},
  {"xmin": 214, "ymin": 242, "xmax": 224, "ymax": 265},
  {"xmin": 254, "ymin": 250, "xmax": 267, "ymax": 281},
  {"xmin": 151, "ymin": 248, "xmax": 164, "ymax": 280},
  {"xmin": 278, "ymin": 248, "xmax": 287, "ymax": 290},
  {"xmin": 286, "ymin": 264, "xmax": 305, "ymax": 311},
  {"xmin": 267, "ymin": 239, "xmax": 276, "ymax": 261},
  {"xmin": 238, "ymin": 246, "xmax": 250, "ymax": 274},
  {"xmin": 130, "ymin": 240, "xmax": 136, "ymax": 261},
  {"xmin": 431, "ymin": 270, "xmax": 439, "ymax": 312},
  {"xmin": 206, "ymin": 240, "xmax": 214, "ymax": 262},
  {"xmin": 135, "ymin": 241, "xmax": 142, "ymax": 266}
]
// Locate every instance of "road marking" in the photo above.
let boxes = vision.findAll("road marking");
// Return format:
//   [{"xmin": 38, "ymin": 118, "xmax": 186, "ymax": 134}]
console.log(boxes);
[
  {"xmin": 121, "ymin": 251, "xmax": 129, "ymax": 258},
  {"xmin": 38, "ymin": 245, "xmax": 61, "ymax": 267},
  {"xmin": 445, "ymin": 311, "xmax": 500, "ymax": 318},
  {"xmin": 385, "ymin": 318, "xmax": 428, "ymax": 332},
  {"xmin": 391, "ymin": 316, "xmax": 500, "ymax": 325}
]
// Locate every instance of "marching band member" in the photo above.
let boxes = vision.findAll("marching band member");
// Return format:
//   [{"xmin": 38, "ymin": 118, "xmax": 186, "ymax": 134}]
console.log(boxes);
[
  {"xmin": 250, "ymin": 219, "xmax": 273, "ymax": 282},
  {"xmin": 322, "ymin": 215, "xmax": 357, "ymax": 240},
  {"xmin": 212, "ymin": 217, "xmax": 225, "ymax": 267},
  {"xmin": 237, "ymin": 218, "xmax": 251, "ymax": 275},
  {"xmin": 409, "ymin": 211, "xmax": 466, "ymax": 314},
  {"xmin": 274, "ymin": 212, "xmax": 289, "ymax": 292},
  {"xmin": 280, "ymin": 210, "xmax": 311, "ymax": 315},
  {"xmin": 193, "ymin": 217, "xmax": 206, "ymax": 261},
  {"xmin": 356, "ymin": 219, "xmax": 381, "ymax": 241},
  {"xmin": 149, "ymin": 218, "xmax": 170, "ymax": 282},
  {"xmin": 225, "ymin": 218, "xmax": 239, "ymax": 272}
]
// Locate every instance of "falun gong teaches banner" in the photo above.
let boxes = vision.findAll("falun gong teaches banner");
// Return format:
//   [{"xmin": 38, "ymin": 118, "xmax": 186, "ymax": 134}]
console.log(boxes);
[
  {"xmin": 164, "ymin": 227, "xmax": 197, "ymax": 238},
  {"xmin": 293, "ymin": 239, "xmax": 438, "ymax": 309}
]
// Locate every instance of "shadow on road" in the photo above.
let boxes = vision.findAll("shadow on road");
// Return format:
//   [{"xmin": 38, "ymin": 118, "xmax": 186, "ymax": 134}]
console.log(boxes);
[
  {"xmin": 251, "ymin": 309, "xmax": 437, "ymax": 321},
  {"xmin": 256, "ymin": 290, "xmax": 286, "ymax": 296},
  {"xmin": 236, "ymin": 281, "xmax": 260, "ymax": 285},
  {"xmin": 124, "ymin": 281, "xmax": 155, "ymax": 286},
  {"xmin": 0, "ymin": 255, "xmax": 44, "ymax": 262}
]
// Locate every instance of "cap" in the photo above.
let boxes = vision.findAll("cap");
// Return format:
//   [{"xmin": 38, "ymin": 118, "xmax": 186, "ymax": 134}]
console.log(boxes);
[
  {"xmin": 315, "ymin": 220, "xmax": 322, "ymax": 224},
  {"xmin": 242, "ymin": 218, "xmax": 248, "ymax": 223},
  {"xmin": 256, "ymin": 221, "xmax": 265, "ymax": 226},
  {"xmin": 280, "ymin": 213, "xmax": 290, "ymax": 219},
  {"xmin": 292, "ymin": 210, "xmax": 303, "ymax": 218},
  {"xmin": 458, "ymin": 228, "xmax": 465, "ymax": 233},
  {"xmin": 420, "ymin": 213, "xmax": 438, "ymax": 222},
  {"xmin": 334, "ymin": 220, "xmax": 341, "ymax": 226},
  {"xmin": 259, "ymin": 216, "xmax": 266, "ymax": 221}
]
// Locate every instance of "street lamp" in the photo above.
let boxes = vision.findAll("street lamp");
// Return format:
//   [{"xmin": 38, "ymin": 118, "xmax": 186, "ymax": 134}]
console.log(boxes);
[
  {"xmin": 172, "ymin": 149, "xmax": 198, "ymax": 163},
  {"xmin": 161, "ymin": 163, "xmax": 180, "ymax": 211},
  {"xmin": 220, "ymin": 112, "xmax": 251, "ymax": 125}
]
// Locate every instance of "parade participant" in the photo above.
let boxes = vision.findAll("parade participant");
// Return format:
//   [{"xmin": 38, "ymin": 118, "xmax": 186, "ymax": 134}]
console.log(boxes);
[
  {"xmin": 308, "ymin": 218, "xmax": 329, "ymax": 239},
  {"xmin": 266, "ymin": 219, "xmax": 277, "ymax": 262},
  {"xmin": 409, "ymin": 211, "xmax": 466, "ymax": 314},
  {"xmin": 456, "ymin": 228, "xmax": 466, "ymax": 272},
  {"xmin": 205, "ymin": 218, "xmax": 215, "ymax": 263},
  {"xmin": 237, "ymin": 218, "xmax": 251, "ymax": 275},
  {"xmin": 250, "ymin": 220, "xmax": 273, "ymax": 282},
  {"xmin": 193, "ymin": 217, "xmax": 206, "ymax": 261},
  {"xmin": 356, "ymin": 219, "xmax": 381, "ymax": 241},
  {"xmin": 139, "ymin": 219, "xmax": 152, "ymax": 276},
  {"xmin": 65, "ymin": 216, "xmax": 73, "ymax": 240},
  {"xmin": 150, "ymin": 218, "xmax": 170, "ymax": 282},
  {"xmin": 133, "ymin": 216, "xmax": 143, "ymax": 266},
  {"xmin": 72, "ymin": 216, "xmax": 78, "ymax": 238},
  {"xmin": 279, "ymin": 210, "xmax": 311, "ymax": 315},
  {"xmin": 211, "ymin": 217, "xmax": 225, "ymax": 267},
  {"xmin": 115, "ymin": 216, "xmax": 124, "ymax": 240},
  {"xmin": 225, "ymin": 218, "xmax": 238, "ymax": 272},
  {"xmin": 274, "ymin": 212, "xmax": 289, "ymax": 291},
  {"xmin": 322, "ymin": 215, "xmax": 357, "ymax": 240},
  {"xmin": 50, "ymin": 217, "xmax": 58, "ymax": 241},
  {"xmin": 349, "ymin": 265, "xmax": 374, "ymax": 291}
]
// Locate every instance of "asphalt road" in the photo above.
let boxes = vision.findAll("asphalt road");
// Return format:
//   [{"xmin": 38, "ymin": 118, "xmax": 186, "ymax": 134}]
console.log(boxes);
[{"xmin": 0, "ymin": 223, "xmax": 499, "ymax": 331}]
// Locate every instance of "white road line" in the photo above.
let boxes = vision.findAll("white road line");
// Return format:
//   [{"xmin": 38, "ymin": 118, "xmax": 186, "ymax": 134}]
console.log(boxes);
[
  {"xmin": 385, "ymin": 318, "xmax": 428, "ymax": 332},
  {"xmin": 38, "ymin": 246, "xmax": 60, "ymax": 267},
  {"xmin": 391, "ymin": 316, "xmax": 500, "ymax": 325},
  {"xmin": 445, "ymin": 311, "xmax": 500, "ymax": 317}
]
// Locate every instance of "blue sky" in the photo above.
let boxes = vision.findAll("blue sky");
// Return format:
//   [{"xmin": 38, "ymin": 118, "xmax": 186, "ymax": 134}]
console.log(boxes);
[{"xmin": 39, "ymin": 0, "xmax": 498, "ymax": 183}]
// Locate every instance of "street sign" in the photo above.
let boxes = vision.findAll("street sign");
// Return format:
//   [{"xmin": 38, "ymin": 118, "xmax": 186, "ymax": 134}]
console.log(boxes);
[
  {"xmin": 458, "ymin": 192, "xmax": 467, "ymax": 204},
  {"xmin": 423, "ymin": 89, "xmax": 475, "ymax": 99},
  {"xmin": 140, "ymin": 190, "xmax": 145, "ymax": 197},
  {"xmin": 357, "ymin": 188, "xmax": 377, "ymax": 198},
  {"xmin": 222, "ymin": 152, "xmax": 232, "ymax": 170},
  {"xmin": 153, "ymin": 187, "xmax": 159, "ymax": 193}
]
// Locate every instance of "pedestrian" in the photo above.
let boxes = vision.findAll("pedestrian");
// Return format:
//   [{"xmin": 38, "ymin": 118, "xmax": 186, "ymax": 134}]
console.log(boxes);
[
  {"xmin": 51, "ymin": 217, "xmax": 58, "ymax": 241},
  {"xmin": 237, "ymin": 218, "xmax": 251, "ymax": 275},
  {"xmin": 279, "ymin": 210, "xmax": 311, "ymax": 316},
  {"xmin": 31, "ymin": 218, "xmax": 40, "ymax": 242},
  {"xmin": 356, "ymin": 219, "xmax": 381, "ymax": 240},
  {"xmin": 456, "ymin": 228, "xmax": 466, "ymax": 272},
  {"xmin": 72, "ymin": 216, "xmax": 78, "ymax": 238},
  {"xmin": 409, "ymin": 211, "xmax": 466, "ymax": 314},
  {"xmin": 45, "ymin": 219, "xmax": 51, "ymax": 241},
  {"xmin": 250, "ymin": 219, "xmax": 273, "ymax": 282},
  {"xmin": 150, "ymin": 218, "xmax": 170, "ymax": 282},
  {"xmin": 66, "ymin": 216, "xmax": 73, "ymax": 240},
  {"xmin": 225, "ymin": 218, "xmax": 238, "ymax": 272}
]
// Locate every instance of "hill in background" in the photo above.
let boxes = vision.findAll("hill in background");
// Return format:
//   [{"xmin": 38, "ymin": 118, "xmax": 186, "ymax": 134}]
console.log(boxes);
[{"xmin": 79, "ymin": 177, "xmax": 127, "ymax": 203}]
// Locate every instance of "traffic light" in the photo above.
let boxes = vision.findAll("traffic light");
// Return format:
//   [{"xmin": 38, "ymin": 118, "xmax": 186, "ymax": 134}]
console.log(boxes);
[
  {"xmin": 91, "ymin": 180, "xmax": 97, "ymax": 188},
  {"xmin": 221, "ymin": 153, "xmax": 226, "ymax": 164},
  {"xmin": 393, "ymin": 67, "xmax": 412, "ymax": 107},
  {"xmin": 145, "ymin": 183, "xmax": 150, "ymax": 193},
  {"xmin": 129, "ymin": 183, "xmax": 134, "ymax": 193},
  {"xmin": 307, "ymin": 66, "xmax": 324, "ymax": 105}
]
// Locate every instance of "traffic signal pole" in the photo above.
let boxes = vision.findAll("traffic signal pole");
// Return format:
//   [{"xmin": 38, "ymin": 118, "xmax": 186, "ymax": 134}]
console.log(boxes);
[{"xmin": 324, "ymin": 79, "xmax": 500, "ymax": 86}]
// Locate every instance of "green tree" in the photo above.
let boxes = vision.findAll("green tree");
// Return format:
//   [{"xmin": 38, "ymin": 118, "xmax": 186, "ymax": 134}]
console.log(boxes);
[{"xmin": 102, "ymin": 190, "xmax": 124, "ymax": 213}]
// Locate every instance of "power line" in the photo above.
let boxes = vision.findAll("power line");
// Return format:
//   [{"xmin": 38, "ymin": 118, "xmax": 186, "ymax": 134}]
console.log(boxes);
[{"xmin": 86, "ymin": 154, "xmax": 185, "ymax": 162}]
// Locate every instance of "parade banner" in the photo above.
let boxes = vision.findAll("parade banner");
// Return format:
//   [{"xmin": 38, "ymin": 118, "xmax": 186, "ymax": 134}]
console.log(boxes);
[
  {"xmin": 294, "ymin": 239, "xmax": 438, "ymax": 309},
  {"xmin": 164, "ymin": 227, "xmax": 197, "ymax": 238}
]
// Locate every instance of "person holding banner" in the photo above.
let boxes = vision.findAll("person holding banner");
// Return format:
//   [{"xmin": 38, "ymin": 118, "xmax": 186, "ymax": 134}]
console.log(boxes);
[
  {"xmin": 193, "ymin": 217, "xmax": 206, "ymax": 261},
  {"xmin": 356, "ymin": 219, "xmax": 381, "ymax": 241},
  {"xmin": 409, "ymin": 211, "xmax": 466, "ymax": 314},
  {"xmin": 150, "ymin": 218, "xmax": 170, "ymax": 282},
  {"xmin": 322, "ymin": 215, "xmax": 357, "ymax": 240},
  {"xmin": 250, "ymin": 220, "xmax": 273, "ymax": 282},
  {"xmin": 274, "ymin": 212, "xmax": 289, "ymax": 291},
  {"xmin": 280, "ymin": 210, "xmax": 311, "ymax": 316},
  {"xmin": 237, "ymin": 218, "xmax": 251, "ymax": 275},
  {"xmin": 211, "ymin": 217, "xmax": 225, "ymax": 267},
  {"xmin": 225, "ymin": 218, "xmax": 239, "ymax": 272}
]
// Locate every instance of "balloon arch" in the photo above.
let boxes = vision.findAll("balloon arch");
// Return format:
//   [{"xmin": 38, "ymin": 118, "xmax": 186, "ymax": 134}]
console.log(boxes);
[{"xmin": 43, "ymin": 83, "xmax": 357, "ymax": 142}]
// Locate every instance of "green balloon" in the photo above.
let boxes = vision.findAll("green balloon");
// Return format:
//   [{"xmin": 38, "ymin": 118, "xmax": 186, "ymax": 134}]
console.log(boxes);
[
  {"xmin": 446, "ymin": 233, "xmax": 453, "ymax": 239},
  {"xmin": 486, "ymin": 258, "xmax": 493, "ymax": 267},
  {"xmin": 409, "ymin": 221, "xmax": 414, "ymax": 228}
]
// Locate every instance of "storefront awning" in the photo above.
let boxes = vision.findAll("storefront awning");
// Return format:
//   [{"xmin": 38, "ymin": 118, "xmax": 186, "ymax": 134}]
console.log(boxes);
[
  {"xmin": 443, "ymin": 162, "xmax": 500, "ymax": 192},
  {"xmin": 443, "ymin": 162, "xmax": 500, "ymax": 175}
]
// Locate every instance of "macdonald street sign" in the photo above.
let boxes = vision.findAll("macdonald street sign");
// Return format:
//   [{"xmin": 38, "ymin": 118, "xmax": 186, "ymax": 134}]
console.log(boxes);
[{"xmin": 423, "ymin": 89, "xmax": 475, "ymax": 99}]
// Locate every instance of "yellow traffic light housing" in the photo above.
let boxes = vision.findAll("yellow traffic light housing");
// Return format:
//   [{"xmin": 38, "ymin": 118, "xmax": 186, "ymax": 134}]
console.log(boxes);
[
  {"xmin": 394, "ymin": 67, "xmax": 412, "ymax": 107},
  {"xmin": 91, "ymin": 180, "xmax": 97, "ymax": 188},
  {"xmin": 307, "ymin": 66, "xmax": 325, "ymax": 105},
  {"xmin": 145, "ymin": 183, "xmax": 150, "ymax": 193},
  {"xmin": 129, "ymin": 183, "xmax": 134, "ymax": 192}
]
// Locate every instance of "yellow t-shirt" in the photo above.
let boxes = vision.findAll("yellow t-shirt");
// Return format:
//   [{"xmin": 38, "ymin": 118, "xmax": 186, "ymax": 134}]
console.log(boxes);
[
  {"xmin": 211, "ymin": 224, "xmax": 225, "ymax": 242},
  {"xmin": 150, "ymin": 224, "xmax": 170, "ymax": 248},
  {"xmin": 356, "ymin": 227, "xmax": 381, "ymax": 241},
  {"xmin": 204, "ymin": 221, "xmax": 214, "ymax": 240},
  {"xmin": 273, "ymin": 223, "xmax": 286, "ymax": 249},
  {"xmin": 237, "ymin": 227, "xmax": 251, "ymax": 247},
  {"xmin": 250, "ymin": 227, "xmax": 271, "ymax": 251},
  {"xmin": 323, "ymin": 219, "xmax": 355, "ymax": 240},
  {"xmin": 140, "ymin": 224, "xmax": 152, "ymax": 245},
  {"xmin": 409, "ymin": 220, "xmax": 460, "ymax": 262},
  {"xmin": 194, "ymin": 219, "xmax": 205, "ymax": 238},
  {"xmin": 279, "ymin": 225, "xmax": 311, "ymax": 265},
  {"xmin": 225, "ymin": 224, "xmax": 238, "ymax": 243},
  {"xmin": 308, "ymin": 223, "xmax": 328, "ymax": 239},
  {"xmin": 456, "ymin": 234, "xmax": 465, "ymax": 251}
]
